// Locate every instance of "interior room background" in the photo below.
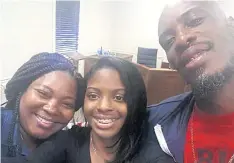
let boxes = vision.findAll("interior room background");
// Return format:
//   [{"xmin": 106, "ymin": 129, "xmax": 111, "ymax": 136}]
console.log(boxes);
[{"xmin": 1, "ymin": 0, "xmax": 233, "ymax": 82}]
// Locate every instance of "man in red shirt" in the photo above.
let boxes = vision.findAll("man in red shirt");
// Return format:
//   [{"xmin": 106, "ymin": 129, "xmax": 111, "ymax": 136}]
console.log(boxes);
[{"xmin": 148, "ymin": 1, "xmax": 234, "ymax": 163}]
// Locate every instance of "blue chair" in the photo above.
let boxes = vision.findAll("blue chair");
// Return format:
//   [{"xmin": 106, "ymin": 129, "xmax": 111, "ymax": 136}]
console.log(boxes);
[{"xmin": 137, "ymin": 47, "xmax": 157, "ymax": 68}]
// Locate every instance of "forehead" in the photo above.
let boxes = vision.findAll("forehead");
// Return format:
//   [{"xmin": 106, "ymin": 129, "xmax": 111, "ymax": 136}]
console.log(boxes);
[
  {"xmin": 158, "ymin": 1, "xmax": 220, "ymax": 36},
  {"xmin": 88, "ymin": 68, "xmax": 124, "ymax": 88},
  {"xmin": 39, "ymin": 71, "xmax": 72, "ymax": 81},
  {"xmin": 32, "ymin": 71, "xmax": 75, "ymax": 89}
]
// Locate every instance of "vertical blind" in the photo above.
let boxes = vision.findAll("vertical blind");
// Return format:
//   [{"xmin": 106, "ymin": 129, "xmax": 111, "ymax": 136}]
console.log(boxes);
[{"xmin": 56, "ymin": 1, "xmax": 80, "ymax": 54}]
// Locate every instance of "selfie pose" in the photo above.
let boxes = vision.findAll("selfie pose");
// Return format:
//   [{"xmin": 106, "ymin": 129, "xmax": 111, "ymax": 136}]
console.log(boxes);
[
  {"xmin": 149, "ymin": 1, "xmax": 234, "ymax": 163},
  {"xmin": 1, "ymin": 52, "xmax": 85, "ymax": 162}
]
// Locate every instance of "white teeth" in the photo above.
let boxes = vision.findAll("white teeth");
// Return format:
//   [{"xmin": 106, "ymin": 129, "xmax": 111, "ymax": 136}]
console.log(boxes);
[
  {"xmin": 97, "ymin": 119, "xmax": 115, "ymax": 124},
  {"xmin": 37, "ymin": 116, "xmax": 53, "ymax": 124}
]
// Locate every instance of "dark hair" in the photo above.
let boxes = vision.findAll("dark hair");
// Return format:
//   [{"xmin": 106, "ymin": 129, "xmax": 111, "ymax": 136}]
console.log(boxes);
[
  {"xmin": 4, "ymin": 52, "xmax": 86, "ymax": 156},
  {"xmin": 85, "ymin": 56, "xmax": 148, "ymax": 163}
]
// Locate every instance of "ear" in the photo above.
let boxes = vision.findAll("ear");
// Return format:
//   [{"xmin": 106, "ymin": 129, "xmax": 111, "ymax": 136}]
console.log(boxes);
[
  {"xmin": 169, "ymin": 63, "xmax": 176, "ymax": 70},
  {"xmin": 227, "ymin": 16, "xmax": 234, "ymax": 25},
  {"xmin": 227, "ymin": 16, "xmax": 234, "ymax": 36}
]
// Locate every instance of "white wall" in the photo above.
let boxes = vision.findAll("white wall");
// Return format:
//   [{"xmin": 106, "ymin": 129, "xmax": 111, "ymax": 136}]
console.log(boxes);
[
  {"xmin": 78, "ymin": 0, "xmax": 113, "ymax": 55},
  {"xmin": 78, "ymin": 0, "xmax": 170, "ymax": 66},
  {"xmin": 78, "ymin": 0, "xmax": 234, "ymax": 66},
  {"xmin": 2, "ymin": 0, "xmax": 234, "ymax": 80},
  {"xmin": 109, "ymin": 0, "xmax": 167, "ymax": 63},
  {"xmin": 0, "ymin": 0, "xmax": 55, "ymax": 80}
]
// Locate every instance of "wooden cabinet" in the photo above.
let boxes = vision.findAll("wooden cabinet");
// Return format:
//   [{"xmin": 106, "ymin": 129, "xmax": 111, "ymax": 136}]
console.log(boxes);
[{"xmin": 136, "ymin": 63, "xmax": 187, "ymax": 105}]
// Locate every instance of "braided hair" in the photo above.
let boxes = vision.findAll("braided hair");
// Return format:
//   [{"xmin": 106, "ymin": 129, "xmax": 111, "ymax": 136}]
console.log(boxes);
[{"xmin": 3, "ymin": 52, "xmax": 86, "ymax": 156}]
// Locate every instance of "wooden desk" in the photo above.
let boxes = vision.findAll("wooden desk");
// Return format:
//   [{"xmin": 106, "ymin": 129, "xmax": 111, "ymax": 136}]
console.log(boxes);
[{"xmin": 135, "ymin": 64, "xmax": 187, "ymax": 105}]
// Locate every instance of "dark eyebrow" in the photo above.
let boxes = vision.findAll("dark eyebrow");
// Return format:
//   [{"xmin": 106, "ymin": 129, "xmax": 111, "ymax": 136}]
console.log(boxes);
[
  {"xmin": 159, "ymin": 7, "xmax": 206, "ymax": 44},
  {"xmin": 181, "ymin": 6, "xmax": 198, "ymax": 17},
  {"xmin": 159, "ymin": 29, "xmax": 175, "ymax": 43},
  {"xmin": 180, "ymin": 7, "xmax": 204, "ymax": 21},
  {"xmin": 39, "ymin": 85, "xmax": 53, "ymax": 92},
  {"xmin": 40, "ymin": 85, "xmax": 76, "ymax": 100},
  {"xmin": 113, "ymin": 88, "xmax": 125, "ymax": 93},
  {"xmin": 86, "ymin": 87, "xmax": 125, "ymax": 93},
  {"xmin": 86, "ymin": 87, "xmax": 100, "ymax": 92}
]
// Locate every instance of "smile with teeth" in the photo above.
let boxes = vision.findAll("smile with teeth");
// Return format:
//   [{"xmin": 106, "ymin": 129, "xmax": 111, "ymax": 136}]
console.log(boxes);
[
  {"xmin": 187, "ymin": 51, "xmax": 207, "ymax": 64},
  {"xmin": 36, "ymin": 115, "xmax": 53, "ymax": 124},
  {"xmin": 97, "ymin": 119, "xmax": 116, "ymax": 124},
  {"xmin": 190, "ymin": 52, "xmax": 203, "ymax": 61}
]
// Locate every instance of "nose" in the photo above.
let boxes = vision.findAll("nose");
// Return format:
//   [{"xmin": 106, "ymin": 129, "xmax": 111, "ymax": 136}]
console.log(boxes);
[
  {"xmin": 42, "ymin": 99, "xmax": 59, "ymax": 115},
  {"xmin": 174, "ymin": 25, "xmax": 197, "ymax": 54},
  {"xmin": 97, "ymin": 97, "xmax": 113, "ymax": 112}
]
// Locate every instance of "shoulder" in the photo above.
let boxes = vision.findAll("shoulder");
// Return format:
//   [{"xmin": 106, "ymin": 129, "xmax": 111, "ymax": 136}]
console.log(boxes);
[
  {"xmin": 1, "ymin": 107, "xmax": 14, "ymax": 126},
  {"xmin": 40, "ymin": 126, "xmax": 90, "ymax": 147},
  {"xmin": 1, "ymin": 107, "xmax": 13, "ymax": 119},
  {"xmin": 69, "ymin": 125, "xmax": 90, "ymax": 136},
  {"xmin": 1, "ymin": 156, "xmax": 27, "ymax": 163},
  {"xmin": 68, "ymin": 126, "xmax": 91, "ymax": 144},
  {"xmin": 133, "ymin": 137, "xmax": 175, "ymax": 163},
  {"xmin": 27, "ymin": 131, "xmax": 72, "ymax": 163},
  {"xmin": 1, "ymin": 107, "xmax": 16, "ymax": 145},
  {"xmin": 147, "ymin": 92, "xmax": 192, "ymax": 123},
  {"xmin": 66, "ymin": 126, "xmax": 91, "ymax": 162}
]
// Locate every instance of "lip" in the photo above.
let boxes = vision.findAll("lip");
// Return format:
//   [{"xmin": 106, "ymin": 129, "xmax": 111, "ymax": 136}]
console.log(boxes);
[
  {"xmin": 35, "ymin": 114, "xmax": 55, "ymax": 129},
  {"xmin": 93, "ymin": 114, "xmax": 118, "ymax": 119},
  {"xmin": 180, "ymin": 42, "xmax": 212, "ymax": 70},
  {"xmin": 93, "ymin": 117, "xmax": 118, "ymax": 130},
  {"xmin": 93, "ymin": 114, "xmax": 119, "ymax": 130}
]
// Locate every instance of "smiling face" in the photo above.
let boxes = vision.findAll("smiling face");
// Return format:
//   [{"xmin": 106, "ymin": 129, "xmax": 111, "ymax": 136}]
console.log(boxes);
[
  {"xmin": 84, "ymin": 68, "xmax": 127, "ymax": 140},
  {"xmin": 19, "ymin": 71, "xmax": 77, "ymax": 139},
  {"xmin": 158, "ymin": 1, "xmax": 234, "ymax": 85}
]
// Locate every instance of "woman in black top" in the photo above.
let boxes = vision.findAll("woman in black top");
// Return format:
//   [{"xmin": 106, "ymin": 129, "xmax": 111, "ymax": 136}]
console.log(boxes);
[{"xmin": 26, "ymin": 57, "xmax": 175, "ymax": 163}]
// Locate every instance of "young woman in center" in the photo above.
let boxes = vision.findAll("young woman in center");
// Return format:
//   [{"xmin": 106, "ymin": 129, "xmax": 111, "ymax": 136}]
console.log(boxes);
[{"xmin": 27, "ymin": 56, "xmax": 174, "ymax": 163}]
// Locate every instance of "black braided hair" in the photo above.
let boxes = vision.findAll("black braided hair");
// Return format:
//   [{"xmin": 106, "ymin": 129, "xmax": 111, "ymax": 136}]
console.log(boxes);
[
  {"xmin": 6, "ymin": 93, "xmax": 21, "ymax": 157},
  {"xmin": 4, "ymin": 52, "xmax": 86, "ymax": 156}
]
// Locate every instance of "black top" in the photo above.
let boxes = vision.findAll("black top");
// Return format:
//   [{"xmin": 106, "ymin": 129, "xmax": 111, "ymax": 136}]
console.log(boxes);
[{"xmin": 25, "ymin": 126, "xmax": 175, "ymax": 163}]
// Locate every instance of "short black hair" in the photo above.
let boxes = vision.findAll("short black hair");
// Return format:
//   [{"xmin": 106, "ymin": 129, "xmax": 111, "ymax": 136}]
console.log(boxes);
[
  {"xmin": 159, "ymin": 1, "xmax": 227, "ymax": 35},
  {"xmin": 85, "ymin": 56, "xmax": 148, "ymax": 163}
]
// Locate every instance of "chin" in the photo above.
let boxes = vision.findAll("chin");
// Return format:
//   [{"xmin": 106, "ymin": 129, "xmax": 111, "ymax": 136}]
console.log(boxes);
[
  {"xmin": 33, "ymin": 131, "xmax": 54, "ymax": 139},
  {"xmin": 95, "ymin": 130, "xmax": 119, "ymax": 140},
  {"xmin": 181, "ymin": 66, "xmax": 206, "ymax": 85}
]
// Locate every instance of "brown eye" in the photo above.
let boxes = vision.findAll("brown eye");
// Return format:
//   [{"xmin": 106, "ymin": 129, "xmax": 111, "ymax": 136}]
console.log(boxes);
[
  {"xmin": 163, "ymin": 37, "xmax": 175, "ymax": 51},
  {"xmin": 114, "ymin": 95, "xmax": 124, "ymax": 102},
  {"xmin": 87, "ymin": 93, "xmax": 99, "ymax": 100},
  {"xmin": 36, "ymin": 89, "xmax": 50, "ymax": 99},
  {"xmin": 186, "ymin": 17, "xmax": 204, "ymax": 28},
  {"xmin": 62, "ymin": 103, "xmax": 75, "ymax": 109}
]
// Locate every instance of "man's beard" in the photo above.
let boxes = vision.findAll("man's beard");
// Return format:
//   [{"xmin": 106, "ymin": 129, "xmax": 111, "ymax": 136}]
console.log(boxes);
[{"xmin": 191, "ymin": 55, "xmax": 234, "ymax": 106}]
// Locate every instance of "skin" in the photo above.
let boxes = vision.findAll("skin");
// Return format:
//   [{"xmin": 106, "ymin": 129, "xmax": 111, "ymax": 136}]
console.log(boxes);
[
  {"xmin": 158, "ymin": 1, "xmax": 234, "ymax": 114},
  {"xmin": 19, "ymin": 71, "xmax": 77, "ymax": 149},
  {"xmin": 84, "ymin": 68, "xmax": 127, "ymax": 162}
]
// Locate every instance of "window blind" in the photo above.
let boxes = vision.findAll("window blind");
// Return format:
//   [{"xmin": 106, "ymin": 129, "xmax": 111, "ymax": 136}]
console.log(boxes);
[{"xmin": 56, "ymin": 1, "xmax": 80, "ymax": 54}]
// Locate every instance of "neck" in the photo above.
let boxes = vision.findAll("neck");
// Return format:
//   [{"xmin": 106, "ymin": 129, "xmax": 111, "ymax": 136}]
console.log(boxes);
[
  {"xmin": 91, "ymin": 131, "xmax": 119, "ymax": 159},
  {"xmin": 196, "ymin": 77, "xmax": 234, "ymax": 115},
  {"xmin": 19, "ymin": 125, "xmax": 40, "ymax": 150}
]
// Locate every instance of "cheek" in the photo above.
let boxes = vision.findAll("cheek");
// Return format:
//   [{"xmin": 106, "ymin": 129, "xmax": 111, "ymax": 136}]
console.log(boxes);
[
  {"xmin": 83, "ymin": 105, "xmax": 93, "ymax": 122},
  {"xmin": 20, "ymin": 91, "xmax": 42, "ymax": 112},
  {"xmin": 167, "ymin": 51, "xmax": 178, "ymax": 69},
  {"xmin": 19, "ymin": 94, "xmax": 34, "ymax": 118},
  {"xmin": 83, "ymin": 98, "xmax": 96, "ymax": 116},
  {"xmin": 119, "ymin": 104, "xmax": 127, "ymax": 118},
  {"xmin": 62, "ymin": 110, "xmax": 75, "ymax": 122}
]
